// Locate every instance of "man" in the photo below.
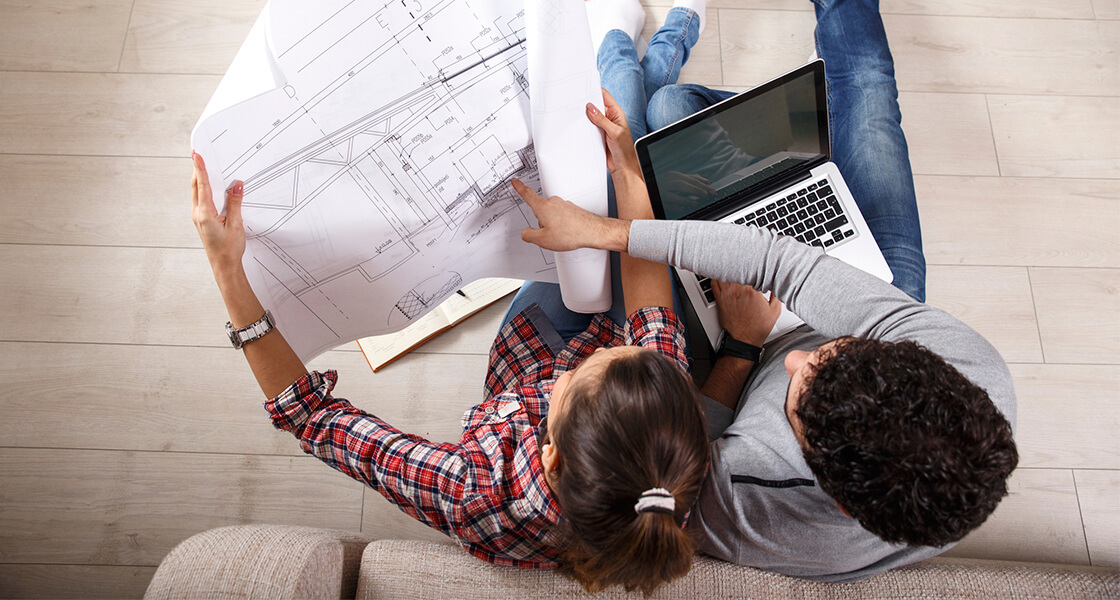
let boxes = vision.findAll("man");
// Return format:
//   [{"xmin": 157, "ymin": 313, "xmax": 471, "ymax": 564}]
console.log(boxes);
[{"xmin": 514, "ymin": 0, "xmax": 1018, "ymax": 582}]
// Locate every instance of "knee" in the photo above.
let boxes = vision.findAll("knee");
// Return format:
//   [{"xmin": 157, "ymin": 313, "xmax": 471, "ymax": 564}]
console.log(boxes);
[{"xmin": 646, "ymin": 85, "xmax": 701, "ymax": 131}]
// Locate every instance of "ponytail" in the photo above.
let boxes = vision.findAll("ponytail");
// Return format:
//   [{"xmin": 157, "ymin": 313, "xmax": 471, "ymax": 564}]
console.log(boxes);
[{"xmin": 549, "ymin": 348, "xmax": 709, "ymax": 594}]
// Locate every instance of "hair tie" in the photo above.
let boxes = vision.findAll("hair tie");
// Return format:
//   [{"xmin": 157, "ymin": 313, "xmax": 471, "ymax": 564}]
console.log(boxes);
[{"xmin": 634, "ymin": 488, "xmax": 676, "ymax": 515}]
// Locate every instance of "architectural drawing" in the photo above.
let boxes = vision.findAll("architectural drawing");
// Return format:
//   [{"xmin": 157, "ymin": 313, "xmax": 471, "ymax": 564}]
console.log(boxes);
[{"xmin": 192, "ymin": 0, "xmax": 611, "ymax": 361}]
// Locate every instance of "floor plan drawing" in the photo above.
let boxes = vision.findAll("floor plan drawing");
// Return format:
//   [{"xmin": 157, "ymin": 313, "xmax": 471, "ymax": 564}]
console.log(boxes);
[{"xmin": 191, "ymin": 0, "xmax": 589, "ymax": 361}]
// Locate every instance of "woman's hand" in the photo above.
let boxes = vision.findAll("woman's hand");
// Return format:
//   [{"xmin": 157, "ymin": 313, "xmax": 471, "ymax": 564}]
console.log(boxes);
[
  {"xmin": 712, "ymin": 280, "xmax": 783, "ymax": 347},
  {"xmin": 585, "ymin": 88, "xmax": 642, "ymax": 182},
  {"xmin": 512, "ymin": 178, "xmax": 629, "ymax": 253},
  {"xmin": 191, "ymin": 152, "xmax": 246, "ymax": 282}
]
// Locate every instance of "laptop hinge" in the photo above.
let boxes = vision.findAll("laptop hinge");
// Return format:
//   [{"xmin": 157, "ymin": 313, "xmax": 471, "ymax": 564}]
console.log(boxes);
[{"xmin": 683, "ymin": 164, "xmax": 821, "ymax": 222}]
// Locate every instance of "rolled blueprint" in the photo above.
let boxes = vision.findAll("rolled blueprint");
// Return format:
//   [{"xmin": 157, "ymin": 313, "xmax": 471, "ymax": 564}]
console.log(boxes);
[{"xmin": 526, "ymin": 0, "xmax": 613, "ymax": 314}]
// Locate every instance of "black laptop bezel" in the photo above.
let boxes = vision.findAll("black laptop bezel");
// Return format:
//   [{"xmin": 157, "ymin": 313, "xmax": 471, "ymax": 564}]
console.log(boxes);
[{"xmin": 635, "ymin": 60, "xmax": 831, "ymax": 221}]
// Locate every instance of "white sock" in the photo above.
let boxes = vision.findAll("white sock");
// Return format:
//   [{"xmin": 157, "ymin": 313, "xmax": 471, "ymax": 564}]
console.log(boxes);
[
  {"xmin": 672, "ymin": 0, "xmax": 707, "ymax": 36},
  {"xmin": 585, "ymin": 0, "xmax": 647, "ymax": 56}
]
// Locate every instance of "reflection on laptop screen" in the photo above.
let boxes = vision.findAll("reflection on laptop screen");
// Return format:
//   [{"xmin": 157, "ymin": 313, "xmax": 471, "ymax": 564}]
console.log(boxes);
[{"xmin": 645, "ymin": 70, "xmax": 826, "ymax": 220}]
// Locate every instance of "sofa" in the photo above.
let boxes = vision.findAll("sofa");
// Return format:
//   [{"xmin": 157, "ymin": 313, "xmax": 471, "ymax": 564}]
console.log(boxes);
[{"xmin": 143, "ymin": 524, "xmax": 1119, "ymax": 599}]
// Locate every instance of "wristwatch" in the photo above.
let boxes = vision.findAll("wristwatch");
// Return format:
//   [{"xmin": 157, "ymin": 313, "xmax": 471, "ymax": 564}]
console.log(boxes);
[
  {"xmin": 717, "ymin": 332, "xmax": 763, "ymax": 363},
  {"xmin": 226, "ymin": 310, "xmax": 275, "ymax": 350}
]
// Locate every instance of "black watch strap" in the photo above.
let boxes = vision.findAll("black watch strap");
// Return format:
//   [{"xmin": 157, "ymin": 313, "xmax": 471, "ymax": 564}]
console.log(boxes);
[{"xmin": 718, "ymin": 334, "xmax": 763, "ymax": 363}]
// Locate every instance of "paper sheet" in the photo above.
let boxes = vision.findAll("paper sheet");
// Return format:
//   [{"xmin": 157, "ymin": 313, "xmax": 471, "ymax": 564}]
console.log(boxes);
[
  {"xmin": 527, "ymin": 0, "xmax": 611, "ymax": 313},
  {"xmin": 191, "ymin": 0, "xmax": 610, "ymax": 362}
]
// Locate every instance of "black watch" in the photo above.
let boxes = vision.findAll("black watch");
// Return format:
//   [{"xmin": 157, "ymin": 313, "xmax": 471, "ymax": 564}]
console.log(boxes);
[{"xmin": 717, "ymin": 332, "xmax": 763, "ymax": 363}]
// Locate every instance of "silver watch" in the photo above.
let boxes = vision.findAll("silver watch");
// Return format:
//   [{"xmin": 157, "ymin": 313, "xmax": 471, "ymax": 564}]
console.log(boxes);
[{"xmin": 226, "ymin": 310, "xmax": 275, "ymax": 350}]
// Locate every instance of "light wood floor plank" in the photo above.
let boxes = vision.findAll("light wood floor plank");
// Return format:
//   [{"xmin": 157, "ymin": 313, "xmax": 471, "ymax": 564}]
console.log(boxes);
[
  {"xmin": 644, "ymin": 0, "xmax": 1094, "ymax": 18},
  {"xmin": 1095, "ymin": 0, "xmax": 1120, "ymax": 20},
  {"xmin": 899, "ymin": 92, "xmax": 999, "ymax": 177},
  {"xmin": 0, "ymin": 0, "xmax": 134, "ymax": 73},
  {"xmin": 120, "ymin": 0, "xmax": 267, "ymax": 75},
  {"xmin": 0, "ymin": 343, "xmax": 486, "ymax": 454},
  {"xmin": 0, "ymin": 565, "xmax": 156, "ymax": 600},
  {"xmin": 925, "ymin": 266, "xmax": 1043, "ymax": 363},
  {"xmin": 0, "ymin": 448, "xmax": 364, "ymax": 565},
  {"xmin": 0, "ymin": 156, "xmax": 199, "ymax": 248},
  {"xmin": 643, "ymin": 0, "xmax": 806, "ymax": 10},
  {"xmin": 988, "ymin": 95, "xmax": 1120, "ymax": 179},
  {"xmin": 885, "ymin": 15, "xmax": 1118, "ymax": 96},
  {"xmin": 643, "ymin": 7, "xmax": 724, "ymax": 87},
  {"xmin": 0, "ymin": 72, "xmax": 218, "ymax": 157},
  {"xmin": 718, "ymin": 9, "xmax": 817, "ymax": 89},
  {"xmin": 882, "ymin": 0, "xmax": 1097, "ymax": 19},
  {"xmin": 0, "ymin": 245, "xmax": 228, "ymax": 346},
  {"xmin": 942, "ymin": 468, "xmax": 1090, "ymax": 565},
  {"xmin": 1029, "ymin": 267, "xmax": 1120, "ymax": 364},
  {"xmin": 915, "ymin": 176, "xmax": 1120, "ymax": 268},
  {"xmin": 1074, "ymin": 470, "xmax": 1120, "ymax": 568},
  {"xmin": 1010, "ymin": 364, "xmax": 1120, "ymax": 470}
]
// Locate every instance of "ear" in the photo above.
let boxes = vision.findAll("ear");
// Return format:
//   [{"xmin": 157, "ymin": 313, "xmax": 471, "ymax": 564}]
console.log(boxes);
[{"xmin": 540, "ymin": 442, "xmax": 560, "ymax": 476}]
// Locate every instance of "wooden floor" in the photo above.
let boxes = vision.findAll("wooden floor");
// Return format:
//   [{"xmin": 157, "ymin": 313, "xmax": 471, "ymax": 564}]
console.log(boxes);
[{"xmin": 0, "ymin": 0, "xmax": 1117, "ymax": 597}]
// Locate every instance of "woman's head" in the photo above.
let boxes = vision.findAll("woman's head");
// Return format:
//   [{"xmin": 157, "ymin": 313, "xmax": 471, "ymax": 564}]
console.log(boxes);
[{"xmin": 540, "ymin": 346, "xmax": 709, "ymax": 594}]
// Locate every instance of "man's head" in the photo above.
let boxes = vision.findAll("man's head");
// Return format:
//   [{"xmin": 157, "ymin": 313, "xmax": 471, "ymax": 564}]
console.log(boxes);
[{"xmin": 783, "ymin": 337, "xmax": 1018, "ymax": 548}]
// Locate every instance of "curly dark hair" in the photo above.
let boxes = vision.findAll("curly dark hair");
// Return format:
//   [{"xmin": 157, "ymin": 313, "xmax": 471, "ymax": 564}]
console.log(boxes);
[{"xmin": 794, "ymin": 338, "xmax": 1018, "ymax": 548}]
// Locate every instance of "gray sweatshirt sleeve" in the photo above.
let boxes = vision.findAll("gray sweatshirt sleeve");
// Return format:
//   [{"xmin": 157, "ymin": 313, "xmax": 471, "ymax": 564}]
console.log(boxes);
[{"xmin": 628, "ymin": 220, "xmax": 1016, "ymax": 428}]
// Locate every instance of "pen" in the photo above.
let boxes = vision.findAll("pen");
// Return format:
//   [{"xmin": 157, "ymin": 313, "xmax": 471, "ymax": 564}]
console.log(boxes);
[{"xmin": 456, "ymin": 290, "xmax": 467, "ymax": 298}]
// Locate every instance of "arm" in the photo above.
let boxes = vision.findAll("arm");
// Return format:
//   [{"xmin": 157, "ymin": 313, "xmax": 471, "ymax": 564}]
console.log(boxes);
[
  {"xmin": 587, "ymin": 89, "xmax": 673, "ymax": 317},
  {"xmin": 515, "ymin": 88, "xmax": 672, "ymax": 317},
  {"xmin": 699, "ymin": 281, "xmax": 782, "ymax": 409},
  {"xmin": 628, "ymin": 220, "xmax": 1017, "ymax": 427},
  {"xmin": 193, "ymin": 153, "xmax": 472, "ymax": 537},
  {"xmin": 191, "ymin": 152, "xmax": 306, "ymax": 398}
]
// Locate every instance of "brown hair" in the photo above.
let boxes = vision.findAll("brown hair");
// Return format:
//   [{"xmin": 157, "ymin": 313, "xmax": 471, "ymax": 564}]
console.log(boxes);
[{"xmin": 548, "ymin": 347, "xmax": 709, "ymax": 594}]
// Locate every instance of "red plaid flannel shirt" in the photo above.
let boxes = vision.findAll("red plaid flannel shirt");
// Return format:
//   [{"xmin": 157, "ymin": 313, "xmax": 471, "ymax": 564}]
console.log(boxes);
[{"xmin": 265, "ymin": 305, "xmax": 688, "ymax": 568}]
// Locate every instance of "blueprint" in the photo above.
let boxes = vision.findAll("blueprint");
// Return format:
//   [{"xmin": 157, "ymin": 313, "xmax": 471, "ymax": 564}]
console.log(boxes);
[{"xmin": 191, "ymin": 0, "xmax": 608, "ymax": 361}]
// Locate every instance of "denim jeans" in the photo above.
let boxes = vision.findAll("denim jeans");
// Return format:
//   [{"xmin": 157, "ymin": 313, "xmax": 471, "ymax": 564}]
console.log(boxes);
[
  {"xmin": 646, "ymin": 0, "xmax": 927, "ymax": 302},
  {"xmin": 500, "ymin": 8, "xmax": 701, "ymax": 339}
]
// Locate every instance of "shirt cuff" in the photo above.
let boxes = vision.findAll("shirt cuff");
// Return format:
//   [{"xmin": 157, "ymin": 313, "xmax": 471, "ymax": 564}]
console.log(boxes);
[{"xmin": 265, "ymin": 370, "xmax": 338, "ymax": 433}]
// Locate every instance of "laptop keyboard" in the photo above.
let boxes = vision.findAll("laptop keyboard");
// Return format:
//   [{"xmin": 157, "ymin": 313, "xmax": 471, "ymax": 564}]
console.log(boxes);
[{"xmin": 695, "ymin": 177, "xmax": 856, "ymax": 305}]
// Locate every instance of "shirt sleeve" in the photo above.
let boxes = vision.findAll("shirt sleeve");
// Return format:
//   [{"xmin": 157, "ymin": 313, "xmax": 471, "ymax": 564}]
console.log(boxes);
[
  {"xmin": 626, "ymin": 306, "xmax": 690, "ymax": 373},
  {"xmin": 627, "ymin": 220, "xmax": 1016, "ymax": 429},
  {"xmin": 265, "ymin": 370, "xmax": 469, "ymax": 537}
]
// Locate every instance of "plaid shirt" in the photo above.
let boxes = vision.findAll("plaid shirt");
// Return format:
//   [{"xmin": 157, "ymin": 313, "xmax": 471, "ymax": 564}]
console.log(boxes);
[{"xmin": 266, "ymin": 305, "xmax": 688, "ymax": 568}]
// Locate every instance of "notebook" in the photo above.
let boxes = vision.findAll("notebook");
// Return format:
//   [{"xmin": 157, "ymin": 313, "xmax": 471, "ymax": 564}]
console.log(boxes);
[{"xmin": 634, "ymin": 60, "xmax": 893, "ymax": 350}]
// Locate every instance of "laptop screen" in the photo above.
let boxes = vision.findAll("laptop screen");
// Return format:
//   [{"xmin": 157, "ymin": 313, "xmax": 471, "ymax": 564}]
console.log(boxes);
[{"xmin": 637, "ymin": 62, "xmax": 829, "ymax": 221}]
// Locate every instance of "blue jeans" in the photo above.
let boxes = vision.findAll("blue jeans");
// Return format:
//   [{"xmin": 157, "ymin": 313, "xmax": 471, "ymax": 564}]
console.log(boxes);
[
  {"xmin": 501, "ymin": 9, "xmax": 701, "ymax": 339},
  {"xmin": 645, "ymin": 0, "xmax": 927, "ymax": 302}
]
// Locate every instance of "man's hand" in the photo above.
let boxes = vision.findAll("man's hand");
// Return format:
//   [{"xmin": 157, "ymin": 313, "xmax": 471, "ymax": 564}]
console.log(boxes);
[
  {"xmin": 191, "ymin": 152, "xmax": 246, "ymax": 282},
  {"xmin": 713, "ymin": 280, "xmax": 783, "ymax": 347},
  {"xmin": 513, "ymin": 178, "xmax": 629, "ymax": 253}
]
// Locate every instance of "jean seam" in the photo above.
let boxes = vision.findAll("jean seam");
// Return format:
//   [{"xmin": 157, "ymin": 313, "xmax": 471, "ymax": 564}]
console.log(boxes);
[{"xmin": 658, "ymin": 8, "xmax": 693, "ymax": 90}]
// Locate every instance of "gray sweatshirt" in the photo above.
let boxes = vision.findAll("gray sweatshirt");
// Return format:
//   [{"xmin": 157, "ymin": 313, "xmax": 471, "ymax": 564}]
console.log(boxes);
[{"xmin": 628, "ymin": 219, "xmax": 1017, "ymax": 583}]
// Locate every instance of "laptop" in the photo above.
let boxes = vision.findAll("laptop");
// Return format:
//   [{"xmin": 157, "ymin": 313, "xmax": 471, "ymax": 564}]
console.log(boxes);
[{"xmin": 634, "ymin": 60, "xmax": 893, "ymax": 350}]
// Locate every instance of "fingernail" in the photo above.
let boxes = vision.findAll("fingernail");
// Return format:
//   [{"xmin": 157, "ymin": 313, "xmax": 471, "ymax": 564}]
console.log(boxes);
[
  {"xmin": 229, "ymin": 181, "xmax": 244, "ymax": 196},
  {"xmin": 587, "ymin": 103, "xmax": 598, "ymax": 115},
  {"xmin": 192, "ymin": 152, "xmax": 202, "ymax": 168}
]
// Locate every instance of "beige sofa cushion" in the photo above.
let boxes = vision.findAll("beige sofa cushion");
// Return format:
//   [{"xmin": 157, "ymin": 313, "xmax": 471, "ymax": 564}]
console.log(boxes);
[
  {"xmin": 145, "ymin": 525, "xmax": 372, "ymax": 600},
  {"xmin": 357, "ymin": 539, "xmax": 1120, "ymax": 600}
]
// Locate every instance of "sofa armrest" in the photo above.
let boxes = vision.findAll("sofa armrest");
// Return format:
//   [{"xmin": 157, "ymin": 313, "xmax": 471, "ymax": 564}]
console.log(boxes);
[
  {"xmin": 145, "ymin": 524, "xmax": 373, "ymax": 600},
  {"xmin": 355, "ymin": 540, "xmax": 1120, "ymax": 599}
]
